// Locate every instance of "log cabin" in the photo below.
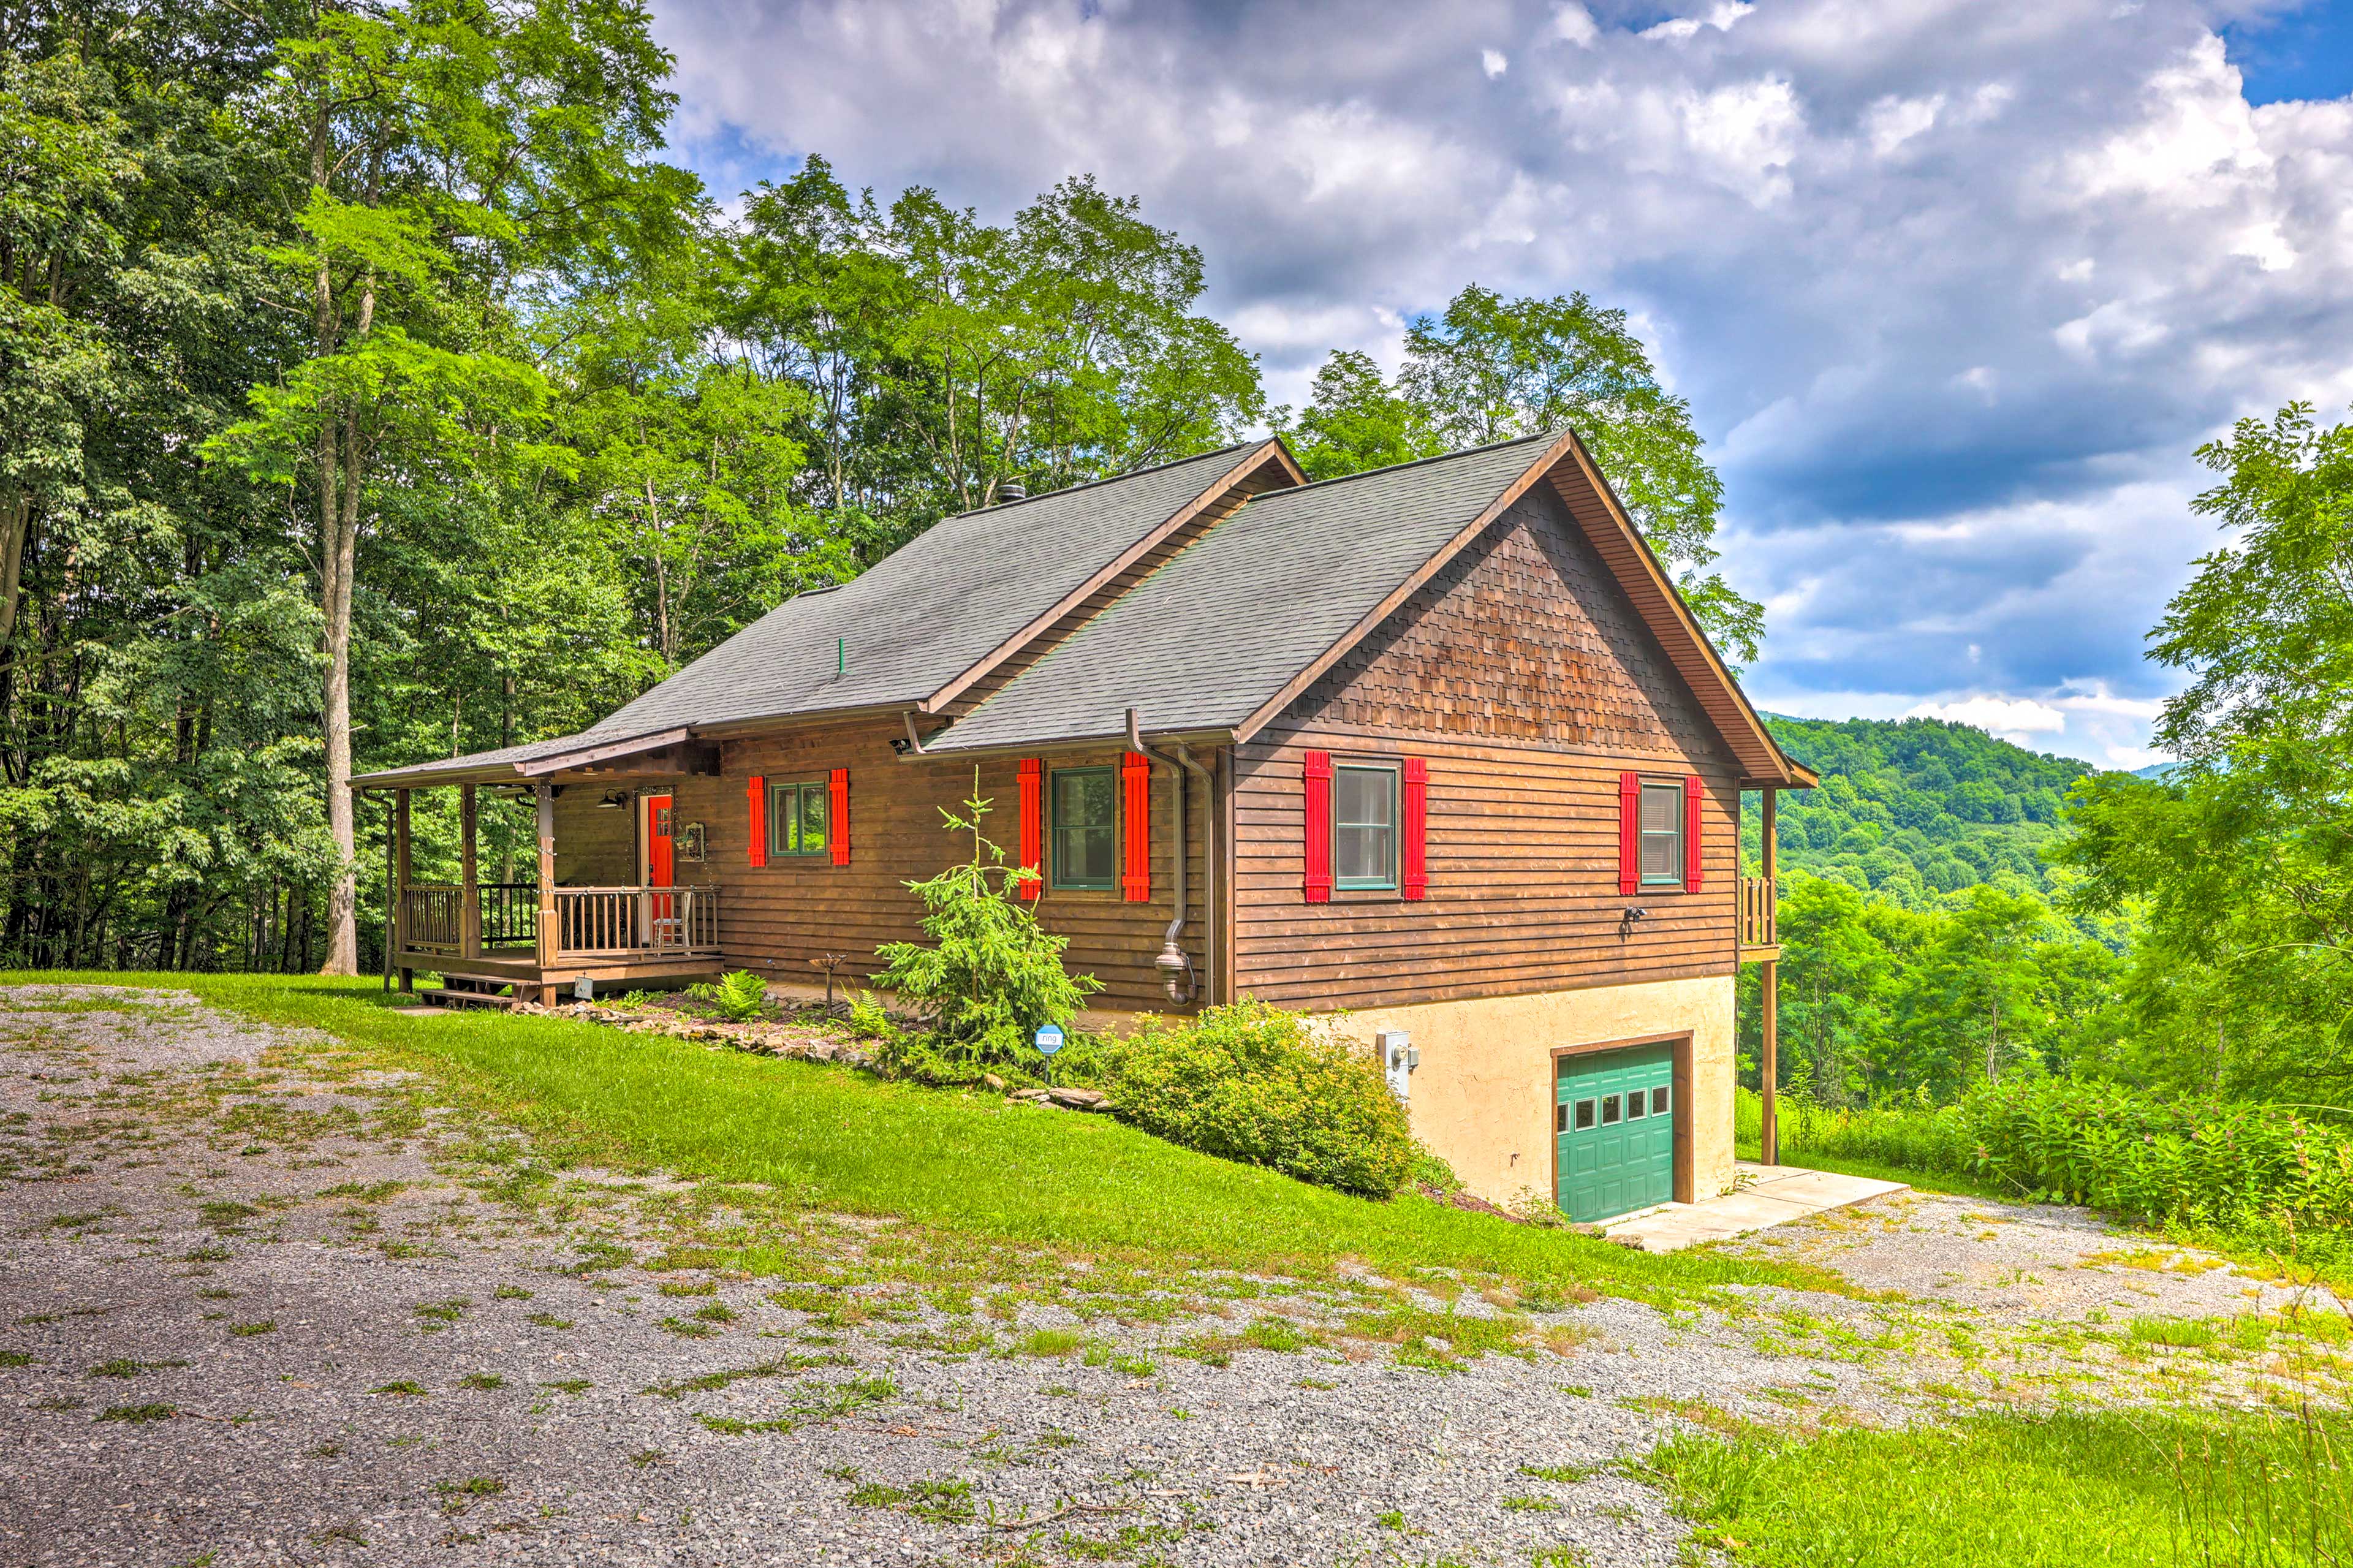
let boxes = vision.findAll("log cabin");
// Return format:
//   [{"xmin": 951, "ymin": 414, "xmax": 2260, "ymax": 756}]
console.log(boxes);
[{"xmin": 352, "ymin": 429, "xmax": 1814, "ymax": 1221}]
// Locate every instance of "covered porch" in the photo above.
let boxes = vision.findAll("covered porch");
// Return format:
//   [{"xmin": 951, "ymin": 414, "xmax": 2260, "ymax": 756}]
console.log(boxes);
[{"xmin": 357, "ymin": 728, "xmax": 728, "ymax": 1006}]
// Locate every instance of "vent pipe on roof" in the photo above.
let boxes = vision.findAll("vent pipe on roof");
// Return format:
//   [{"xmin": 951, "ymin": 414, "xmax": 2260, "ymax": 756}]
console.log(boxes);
[{"xmin": 998, "ymin": 479, "xmax": 1026, "ymax": 502}]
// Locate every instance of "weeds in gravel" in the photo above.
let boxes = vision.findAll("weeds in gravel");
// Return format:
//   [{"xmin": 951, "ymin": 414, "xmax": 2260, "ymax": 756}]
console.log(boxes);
[
  {"xmin": 227, "ymin": 1320, "xmax": 275, "ymax": 1337},
  {"xmin": 0, "ymin": 1350, "xmax": 33, "ymax": 1366},
  {"xmin": 96, "ymin": 1403, "xmax": 176, "ymax": 1422},
  {"xmin": 1518, "ymin": 1463, "xmax": 1596, "ymax": 1483},
  {"xmin": 370, "ymin": 1380, "xmax": 429, "ymax": 1397},
  {"xmin": 541, "ymin": 1378, "xmax": 591, "ymax": 1395},
  {"xmin": 88, "ymin": 1358, "xmax": 185, "ymax": 1377},
  {"xmin": 846, "ymin": 1475, "xmax": 974, "ymax": 1524},
  {"xmin": 458, "ymin": 1373, "xmax": 506, "ymax": 1390},
  {"xmin": 525, "ymin": 1312, "xmax": 572, "ymax": 1329}
]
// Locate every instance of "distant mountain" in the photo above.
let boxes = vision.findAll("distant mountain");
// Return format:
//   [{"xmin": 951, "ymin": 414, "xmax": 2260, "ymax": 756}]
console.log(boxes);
[
  {"xmin": 2133, "ymin": 760, "xmax": 2178, "ymax": 781},
  {"xmin": 1751, "ymin": 715, "xmax": 2123, "ymax": 904}
]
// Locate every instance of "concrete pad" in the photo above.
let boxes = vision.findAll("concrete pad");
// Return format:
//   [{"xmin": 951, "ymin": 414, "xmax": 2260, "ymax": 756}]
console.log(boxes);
[{"xmin": 1603, "ymin": 1162, "xmax": 1908, "ymax": 1253}]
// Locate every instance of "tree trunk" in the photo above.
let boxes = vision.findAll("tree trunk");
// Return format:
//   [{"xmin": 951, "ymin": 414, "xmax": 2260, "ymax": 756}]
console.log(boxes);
[
  {"xmin": 0, "ymin": 490, "xmax": 28, "ymax": 651},
  {"xmin": 318, "ymin": 434, "xmax": 360, "ymax": 972}
]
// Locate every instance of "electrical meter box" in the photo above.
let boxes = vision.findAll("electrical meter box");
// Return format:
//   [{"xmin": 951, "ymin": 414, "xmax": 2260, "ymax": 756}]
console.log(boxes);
[{"xmin": 1376, "ymin": 1029, "xmax": 1417, "ymax": 1102}]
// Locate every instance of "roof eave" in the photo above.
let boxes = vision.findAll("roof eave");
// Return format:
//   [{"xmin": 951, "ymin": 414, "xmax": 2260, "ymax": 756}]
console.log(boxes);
[{"xmin": 914, "ymin": 725, "xmax": 1238, "ymax": 763}]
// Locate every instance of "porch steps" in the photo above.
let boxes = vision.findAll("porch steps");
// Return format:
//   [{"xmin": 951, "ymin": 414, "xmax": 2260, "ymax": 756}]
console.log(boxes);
[{"xmin": 420, "ymin": 975, "xmax": 526, "ymax": 1011}]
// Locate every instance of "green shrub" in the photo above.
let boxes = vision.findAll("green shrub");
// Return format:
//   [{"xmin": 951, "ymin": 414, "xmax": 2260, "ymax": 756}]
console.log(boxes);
[
  {"xmin": 1107, "ymin": 999, "xmax": 1415, "ymax": 1197},
  {"xmin": 870, "ymin": 779, "xmax": 1102, "ymax": 1067},
  {"xmin": 689, "ymin": 970, "xmax": 769, "ymax": 1023}
]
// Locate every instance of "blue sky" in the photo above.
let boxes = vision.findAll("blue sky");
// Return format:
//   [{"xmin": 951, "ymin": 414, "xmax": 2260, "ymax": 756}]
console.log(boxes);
[{"xmin": 649, "ymin": 0, "xmax": 2353, "ymax": 767}]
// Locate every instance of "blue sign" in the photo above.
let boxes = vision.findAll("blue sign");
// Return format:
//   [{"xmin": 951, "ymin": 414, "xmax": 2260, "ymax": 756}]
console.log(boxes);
[{"xmin": 1033, "ymin": 1023, "xmax": 1066, "ymax": 1057}]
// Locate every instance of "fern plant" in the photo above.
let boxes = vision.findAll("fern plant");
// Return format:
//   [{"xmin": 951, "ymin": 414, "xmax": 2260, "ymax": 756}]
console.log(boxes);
[{"xmin": 689, "ymin": 969, "xmax": 770, "ymax": 1023}]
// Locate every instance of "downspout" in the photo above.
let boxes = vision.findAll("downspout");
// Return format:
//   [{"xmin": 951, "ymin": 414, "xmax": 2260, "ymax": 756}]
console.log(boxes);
[{"xmin": 1127, "ymin": 708, "xmax": 1211, "ymax": 1006}]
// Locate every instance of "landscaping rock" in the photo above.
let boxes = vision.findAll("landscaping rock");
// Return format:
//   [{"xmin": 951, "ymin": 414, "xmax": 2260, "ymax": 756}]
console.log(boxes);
[{"xmin": 1046, "ymin": 1085, "xmax": 1109, "ymax": 1112}]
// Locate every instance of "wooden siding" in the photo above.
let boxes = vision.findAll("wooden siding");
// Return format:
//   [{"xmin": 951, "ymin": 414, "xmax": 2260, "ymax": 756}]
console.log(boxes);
[
  {"xmin": 1292, "ymin": 485, "xmax": 1721, "ymax": 755},
  {"xmin": 1233, "ymin": 485, "xmax": 1742, "ymax": 1012},
  {"xmin": 646, "ymin": 716, "xmax": 1207, "ymax": 1012},
  {"xmin": 551, "ymin": 786, "xmax": 637, "ymax": 885}
]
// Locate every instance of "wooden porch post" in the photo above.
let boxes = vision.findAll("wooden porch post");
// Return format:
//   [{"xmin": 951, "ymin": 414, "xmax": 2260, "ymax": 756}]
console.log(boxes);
[
  {"xmin": 1760, "ymin": 786, "xmax": 1779, "ymax": 1167},
  {"xmin": 458, "ymin": 782, "xmax": 480, "ymax": 963},
  {"xmin": 534, "ymin": 784, "xmax": 557, "ymax": 1004},
  {"xmin": 393, "ymin": 789, "xmax": 413, "ymax": 994}
]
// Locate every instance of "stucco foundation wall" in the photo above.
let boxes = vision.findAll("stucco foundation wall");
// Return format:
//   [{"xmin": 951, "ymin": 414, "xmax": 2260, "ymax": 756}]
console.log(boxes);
[{"xmin": 1317, "ymin": 975, "xmax": 1737, "ymax": 1213}]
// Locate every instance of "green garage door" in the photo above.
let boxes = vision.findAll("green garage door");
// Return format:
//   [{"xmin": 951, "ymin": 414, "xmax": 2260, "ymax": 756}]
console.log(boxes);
[{"xmin": 1554, "ymin": 1045, "xmax": 1675, "ymax": 1222}]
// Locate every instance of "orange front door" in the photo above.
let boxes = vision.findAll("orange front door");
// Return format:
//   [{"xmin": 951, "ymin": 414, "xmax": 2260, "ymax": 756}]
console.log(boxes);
[
  {"xmin": 646, "ymin": 795, "xmax": 675, "ymax": 888},
  {"xmin": 645, "ymin": 794, "xmax": 675, "ymax": 939}
]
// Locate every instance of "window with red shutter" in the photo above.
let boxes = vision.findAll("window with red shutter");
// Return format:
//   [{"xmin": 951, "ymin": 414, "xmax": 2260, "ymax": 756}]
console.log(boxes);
[
  {"xmin": 1303, "ymin": 751, "xmax": 1333, "ymax": 903},
  {"xmin": 1401, "ymin": 757, "xmax": 1428, "ymax": 901},
  {"xmin": 1017, "ymin": 759, "xmax": 1043, "ymax": 896},
  {"xmin": 746, "ymin": 775, "xmax": 767, "ymax": 868},
  {"xmin": 1618, "ymin": 771, "xmax": 1641, "ymax": 896},
  {"xmin": 828, "ymin": 768, "xmax": 849, "ymax": 866},
  {"xmin": 1120, "ymin": 751, "xmax": 1151, "ymax": 902},
  {"xmin": 1684, "ymin": 775, "xmax": 1704, "ymax": 893}
]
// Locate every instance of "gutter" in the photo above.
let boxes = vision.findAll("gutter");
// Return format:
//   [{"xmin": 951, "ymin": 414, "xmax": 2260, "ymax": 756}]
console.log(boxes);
[{"xmin": 1127, "ymin": 708, "xmax": 1213, "ymax": 1007}]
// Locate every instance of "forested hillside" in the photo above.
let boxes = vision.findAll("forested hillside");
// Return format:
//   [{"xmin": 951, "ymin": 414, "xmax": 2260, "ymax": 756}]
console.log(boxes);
[
  {"xmin": 1729, "ymin": 718, "xmax": 2130, "ymax": 1105},
  {"xmin": 1748, "ymin": 715, "xmax": 2095, "ymax": 901}
]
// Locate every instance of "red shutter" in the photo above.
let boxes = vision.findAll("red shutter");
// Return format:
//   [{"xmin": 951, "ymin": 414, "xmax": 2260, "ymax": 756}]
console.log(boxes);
[
  {"xmin": 1618, "ymin": 771, "xmax": 1640, "ymax": 896},
  {"xmin": 746, "ymin": 775, "xmax": 767, "ymax": 868},
  {"xmin": 1684, "ymin": 775, "xmax": 1705, "ymax": 893},
  {"xmin": 1120, "ymin": 751, "xmax": 1151, "ymax": 902},
  {"xmin": 828, "ymin": 767, "xmax": 849, "ymax": 866},
  {"xmin": 1303, "ymin": 751, "xmax": 1333, "ymax": 904},
  {"xmin": 1401, "ymin": 757, "xmax": 1428, "ymax": 901},
  {"xmin": 1017, "ymin": 759, "xmax": 1043, "ymax": 896}
]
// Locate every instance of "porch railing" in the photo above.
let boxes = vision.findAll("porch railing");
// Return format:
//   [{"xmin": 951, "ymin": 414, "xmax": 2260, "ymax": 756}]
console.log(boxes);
[
  {"xmin": 397, "ymin": 882, "xmax": 717, "ymax": 962},
  {"xmin": 398, "ymin": 884, "xmax": 465, "ymax": 954},
  {"xmin": 1738, "ymin": 874, "xmax": 1776, "ymax": 949},
  {"xmin": 551, "ymin": 885, "xmax": 720, "ymax": 958},
  {"xmin": 476, "ymin": 882, "xmax": 538, "ymax": 949}
]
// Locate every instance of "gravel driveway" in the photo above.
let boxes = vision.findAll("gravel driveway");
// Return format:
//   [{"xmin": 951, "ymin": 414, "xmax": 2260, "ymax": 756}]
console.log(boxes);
[{"xmin": 0, "ymin": 985, "xmax": 2332, "ymax": 1568}]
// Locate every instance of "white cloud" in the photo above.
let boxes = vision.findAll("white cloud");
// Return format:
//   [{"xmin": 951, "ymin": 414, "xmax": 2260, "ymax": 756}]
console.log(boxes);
[
  {"xmin": 1909, "ymin": 695, "xmax": 2068, "ymax": 738},
  {"xmin": 1482, "ymin": 48, "xmax": 1509, "ymax": 79},
  {"xmin": 1643, "ymin": 2, "xmax": 1757, "ymax": 44},
  {"xmin": 1863, "ymin": 93, "xmax": 1942, "ymax": 158},
  {"xmin": 1550, "ymin": 3, "xmax": 1598, "ymax": 47}
]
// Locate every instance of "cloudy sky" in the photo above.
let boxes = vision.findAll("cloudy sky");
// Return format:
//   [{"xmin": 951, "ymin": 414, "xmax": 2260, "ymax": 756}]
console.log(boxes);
[{"xmin": 648, "ymin": 0, "xmax": 2353, "ymax": 768}]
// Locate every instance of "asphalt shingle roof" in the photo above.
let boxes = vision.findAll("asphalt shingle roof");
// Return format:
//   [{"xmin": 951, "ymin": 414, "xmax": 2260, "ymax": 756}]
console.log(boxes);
[{"xmin": 926, "ymin": 433, "xmax": 1560, "ymax": 754}]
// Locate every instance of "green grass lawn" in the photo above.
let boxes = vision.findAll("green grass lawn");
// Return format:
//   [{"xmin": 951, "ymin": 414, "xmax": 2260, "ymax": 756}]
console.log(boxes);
[
  {"xmin": 3, "ymin": 971, "xmax": 1843, "ymax": 1305},
  {"xmin": 1647, "ymin": 1404, "xmax": 2352, "ymax": 1567}
]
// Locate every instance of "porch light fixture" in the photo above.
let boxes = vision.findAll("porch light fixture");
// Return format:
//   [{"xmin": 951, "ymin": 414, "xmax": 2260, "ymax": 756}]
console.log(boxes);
[{"xmin": 597, "ymin": 790, "xmax": 630, "ymax": 809}]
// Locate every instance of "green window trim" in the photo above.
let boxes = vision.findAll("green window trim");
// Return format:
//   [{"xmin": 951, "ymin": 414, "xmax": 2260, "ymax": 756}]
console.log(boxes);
[
  {"xmin": 1333, "ymin": 761, "xmax": 1400, "ymax": 892},
  {"xmin": 1050, "ymin": 766, "xmax": 1118, "ymax": 891},
  {"xmin": 767, "ymin": 780, "xmax": 832, "ymax": 858},
  {"xmin": 1637, "ymin": 778, "xmax": 1684, "ymax": 887}
]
